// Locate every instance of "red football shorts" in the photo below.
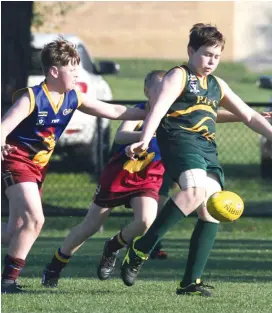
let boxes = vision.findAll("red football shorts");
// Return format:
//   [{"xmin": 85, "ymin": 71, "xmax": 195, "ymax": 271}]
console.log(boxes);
[
  {"xmin": 93, "ymin": 153, "xmax": 165, "ymax": 208},
  {"xmin": 1, "ymin": 152, "xmax": 48, "ymax": 195}
]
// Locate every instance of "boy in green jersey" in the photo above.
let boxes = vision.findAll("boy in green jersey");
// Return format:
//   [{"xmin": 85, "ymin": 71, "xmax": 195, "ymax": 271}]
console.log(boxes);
[{"xmin": 121, "ymin": 23, "xmax": 272, "ymax": 296}]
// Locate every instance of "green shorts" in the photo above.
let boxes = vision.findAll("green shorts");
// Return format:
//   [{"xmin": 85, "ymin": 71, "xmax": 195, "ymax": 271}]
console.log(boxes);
[{"xmin": 162, "ymin": 153, "xmax": 224, "ymax": 189}]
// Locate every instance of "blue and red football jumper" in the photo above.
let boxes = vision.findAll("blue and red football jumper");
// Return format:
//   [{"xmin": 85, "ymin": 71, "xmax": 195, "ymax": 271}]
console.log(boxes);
[
  {"xmin": 93, "ymin": 102, "xmax": 165, "ymax": 208},
  {"xmin": 2, "ymin": 81, "xmax": 81, "ymax": 193}
]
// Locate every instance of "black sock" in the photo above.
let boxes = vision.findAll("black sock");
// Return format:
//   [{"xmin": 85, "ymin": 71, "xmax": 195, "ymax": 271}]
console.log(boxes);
[
  {"xmin": 47, "ymin": 248, "xmax": 71, "ymax": 273},
  {"xmin": 107, "ymin": 231, "xmax": 127, "ymax": 254},
  {"xmin": 134, "ymin": 198, "xmax": 185, "ymax": 254}
]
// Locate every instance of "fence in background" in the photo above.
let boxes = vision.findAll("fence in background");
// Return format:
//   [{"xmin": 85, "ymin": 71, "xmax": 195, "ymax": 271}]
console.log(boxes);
[{"xmin": 2, "ymin": 102, "xmax": 272, "ymax": 217}]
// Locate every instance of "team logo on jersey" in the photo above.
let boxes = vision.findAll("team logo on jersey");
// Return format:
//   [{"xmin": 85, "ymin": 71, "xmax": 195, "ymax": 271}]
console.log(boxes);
[
  {"xmin": 63, "ymin": 108, "xmax": 73, "ymax": 116},
  {"xmin": 188, "ymin": 74, "xmax": 200, "ymax": 94},
  {"xmin": 189, "ymin": 74, "xmax": 197, "ymax": 81},
  {"xmin": 37, "ymin": 117, "xmax": 46, "ymax": 126}
]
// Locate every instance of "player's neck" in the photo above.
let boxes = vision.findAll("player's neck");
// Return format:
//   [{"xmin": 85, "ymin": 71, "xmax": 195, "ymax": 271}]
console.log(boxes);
[
  {"xmin": 44, "ymin": 79, "xmax": 64, "ymax": 95},
  {"xmin": 186, "ymin": 61, "xmax": 206, "ymax": 78},
  {"xmin": 43, "ymin": 80, "xmax": 64, "ymax": 106}
]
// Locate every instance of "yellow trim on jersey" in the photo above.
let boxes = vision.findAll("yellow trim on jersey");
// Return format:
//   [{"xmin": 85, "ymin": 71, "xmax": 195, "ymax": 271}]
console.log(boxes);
[
  {"xmin": 28, "ymin": 88, "xmax": 35, "ymax": 114},
  {"xmin": 198, "ymin": 76, "xmax": 208, "ymax": 89},
  {"xmin": 12, "ymin": 87, "xmax": 35, "ymax": 114},
  {"xmin": 214, "ymin": 76, "xmax": 225, "ymax": 100},
  {"xmin": 174, "ymin": 66, "xmax": 187, "ymax": 97},
  {"xmin": 180, "ymin": 116, "xmax": 215, "ymax": 131},
  {"xmin": 134, "ymin": 121, "xmax": 143, "ymax": 131},
  {"xmin": 42, "ymin": 82, "xmax": 64, "ymax": 114},
  {"xmin": 55, "ymin": 250, "xmax": 70, "ymax": 263},
  {"xmin": 167, "ymin": 104, "xmax": 217, "ymax": 118},
  {"xmin": 74, "ymin": 89, "xmax": 82, "ymax": 108},
  {"xmin": 182, "ymin": 62, "xmax": 208, "ymax": 89},
  {"xmin": 180, "ymin": 117, "xmax": 216, "ymax": 141}
]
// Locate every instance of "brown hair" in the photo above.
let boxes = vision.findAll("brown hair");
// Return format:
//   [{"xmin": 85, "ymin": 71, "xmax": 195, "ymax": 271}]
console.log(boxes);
[
  {"xmin": 41, "ymin": 37, "xmax": 80, "ymax": 75},
  {"xmin": 188, "ymin": 23, "xmax": 225, "ymax": 51},
  {"xmin": 144, "ymin": 70, "xmax": 166, "ymax": 90}
]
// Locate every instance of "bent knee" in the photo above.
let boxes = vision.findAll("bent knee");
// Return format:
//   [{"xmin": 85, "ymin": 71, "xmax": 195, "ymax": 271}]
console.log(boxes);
[
  {"xmin": 24, "ymin": 214, "xmax": 45, "ymax": 234},
  {"xmin": 197, "ymin": 205, "xmax": 220, "ymax": 223},
  {"xmin": 8, "ymin": 220, "xmax": 24, "ymax": 235},
  {"xmin": 183, "ymin": 188, "xmax": 206, "ymax": 207},
  {"xmin": 142, "ymin": 217, "xmax": 155, "ymax": 230},
  {"xmin": 31, "ymin": 217, "xmax": 45, "ymax": 234}
]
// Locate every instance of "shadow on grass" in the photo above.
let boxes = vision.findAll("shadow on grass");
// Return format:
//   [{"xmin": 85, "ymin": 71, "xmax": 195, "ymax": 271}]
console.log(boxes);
[
  {"xmin": 3, "ymin": 201, "xmax": 270, "ymax": 217},
  {"xmin": 3, "ymin": 237, "xmax": 270, "ymax": 284}
]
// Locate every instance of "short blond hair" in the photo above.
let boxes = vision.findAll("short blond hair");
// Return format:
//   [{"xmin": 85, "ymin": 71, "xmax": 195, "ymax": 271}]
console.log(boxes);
[{"xmin": 144, "ymin": 70, "xmax": 166, "ymax": 90}]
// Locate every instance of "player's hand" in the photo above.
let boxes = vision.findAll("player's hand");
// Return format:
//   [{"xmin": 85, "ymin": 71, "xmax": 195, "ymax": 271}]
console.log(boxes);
[
  {"xmin": 1, "ymin": 144, "xmax": 17, "ymax": 160},
  {"xmin": 125, "ymin": 141, "xmax": 148, "ymax": 159},
  {"xmin": 261, "ymin": 111, "xmax": 272, "ymax": 119}
]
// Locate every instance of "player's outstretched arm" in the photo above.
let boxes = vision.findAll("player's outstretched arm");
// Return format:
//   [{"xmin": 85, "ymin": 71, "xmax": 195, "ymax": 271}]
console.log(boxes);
[
  {"xmin": 216, "ymin": 110, "xmax": 241, "ymax": 123},
  {"xmin": 115, "ymin": 120, "xmax": 142, "ymax": 145},
  {"xmin": 216, "ymin": 110, "xmax": 272, "ymax": 123},
  {"xmin": 1, "ymin": 93, "xmax": 31, "ymax": 159},
  {"xmin": 218, "ymin": 78, "xmax": 272, "ymax": 140},
  {"xmin": 78, "ymin": 93, "xmax": 147, "ymax": 121}
]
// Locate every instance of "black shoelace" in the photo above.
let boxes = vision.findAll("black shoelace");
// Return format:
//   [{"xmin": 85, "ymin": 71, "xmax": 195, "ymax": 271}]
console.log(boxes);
[
  {"xmin": 103, "ymin": 254, "xmax": 116, "ymax": 267},
  {"xmin": 131, "ymin": 256, "xmax": 144, "ymax": 272}
]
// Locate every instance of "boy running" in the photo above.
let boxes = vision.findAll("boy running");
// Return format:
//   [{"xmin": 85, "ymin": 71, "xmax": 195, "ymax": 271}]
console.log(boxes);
[
  {"xmin": 1, "ymin": 37, "xmax": 147, "ymax": 294},
  {"xmin": 41, "ymin": 70, "xmax": 166, "ymax": 287}
]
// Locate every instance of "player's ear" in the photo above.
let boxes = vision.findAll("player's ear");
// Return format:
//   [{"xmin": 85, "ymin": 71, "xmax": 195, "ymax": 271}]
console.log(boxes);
[
  {"xmin": 49, "ymin": 66, "xmax": 59, "ymax": 79},
  {"xmin": 187, "ymin": 46, "xmax": 195, "ymax": 58},
  {"xmin": 144, "ymin": 87, "xmax": 148, "ymax": 98}
]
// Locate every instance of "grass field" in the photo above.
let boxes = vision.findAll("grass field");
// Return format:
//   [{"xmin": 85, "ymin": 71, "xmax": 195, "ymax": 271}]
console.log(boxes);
[
  {"xmin": 41, "ymin": 59, "xmax": 272, "ymax": 215},
  {"xmin": 2, "ymin": 217, "xmax": 272, "ymax": 313}
]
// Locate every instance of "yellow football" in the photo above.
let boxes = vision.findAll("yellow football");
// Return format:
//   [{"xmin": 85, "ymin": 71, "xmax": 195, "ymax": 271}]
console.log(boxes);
[{"xmin": 207, "ymin": 191, "xmax": 244, "ymax": 222}]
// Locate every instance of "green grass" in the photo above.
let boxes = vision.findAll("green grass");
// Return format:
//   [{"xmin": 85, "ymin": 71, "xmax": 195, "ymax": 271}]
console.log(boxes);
[
  {"xmin": 2, "ymin": 217, "xmax": 272, "ymax": 313},
  {"xmin": 41, "ymin": 59, "xmax": 272, "ymax": 213}
]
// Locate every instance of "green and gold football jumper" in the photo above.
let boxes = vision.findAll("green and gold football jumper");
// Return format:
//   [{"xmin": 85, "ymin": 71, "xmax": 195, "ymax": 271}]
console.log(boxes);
[
  {"xmin": 121, "ymin": 64, "xmax": 226, "ymax": 290},
  {"xmin": 157, "ymin": 64, "xmax": 224, "ymax": 187}
]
